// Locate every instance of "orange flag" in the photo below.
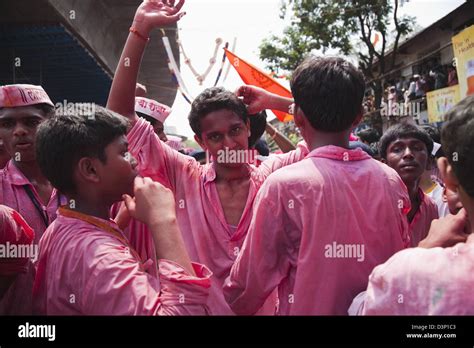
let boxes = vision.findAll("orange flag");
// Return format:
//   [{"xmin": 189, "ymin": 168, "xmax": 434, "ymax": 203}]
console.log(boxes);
[{"xmin": 224, "ymin": 48, "xmax": 293, "ymax": 122}]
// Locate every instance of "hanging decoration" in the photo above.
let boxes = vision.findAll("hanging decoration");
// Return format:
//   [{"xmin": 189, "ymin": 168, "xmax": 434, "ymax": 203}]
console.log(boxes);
[
  {"xmin": 178, "ymin": 37, "xmax": 223, "ymax": 85},
  {"xmin": 161, "ymin": 30, "xmax": 193, "ymax": 104}
]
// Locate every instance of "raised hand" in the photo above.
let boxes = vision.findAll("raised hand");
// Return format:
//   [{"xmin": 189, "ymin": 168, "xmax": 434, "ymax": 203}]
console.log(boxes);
[
  {"xmin": 235, "ymin": 85, "xmax": 272, "ymax": 115},
  {"xmin": 122, "ymin": 177, "xmax": 177, "ymax": 227},
  {"xmin": 133, "ymin": 0, "xmax": 186, "ymax": 35}
]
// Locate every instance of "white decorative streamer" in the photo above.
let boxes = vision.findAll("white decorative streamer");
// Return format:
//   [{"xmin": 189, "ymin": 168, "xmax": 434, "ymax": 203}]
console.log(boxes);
[{"xmin": 162, "ymin": 35, "xmax": 192, "ymax": 98}]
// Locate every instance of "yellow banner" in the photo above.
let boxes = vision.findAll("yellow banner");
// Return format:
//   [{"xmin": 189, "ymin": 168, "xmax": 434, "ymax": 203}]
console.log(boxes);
[
  {"xmin": 426, "ymin": 85, "xmax": 460, "ymax": 123},
  {"xmin": 452, "ymin": 25, "xmax": 474, "ymax": 97}
]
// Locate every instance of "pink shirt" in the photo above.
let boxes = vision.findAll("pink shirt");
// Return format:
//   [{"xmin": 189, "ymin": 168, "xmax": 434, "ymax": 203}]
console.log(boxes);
[
  {"xmin": 125, "ymin": 118, "xmax": 308, "ymax": 315},
  {"xmin": 223, "ymin": 146, "xmax": 410, "ymax": 315},
  {"xmin": 409, "ymin": 188, "xmax": 439, "ymax": 247},
  {"xmin": 359, "ymin": 234, "xmax": 474, "ymax": 315},
  {"xmin": 0, "ymin": 160, "xmax": 66, "ymax": 314},
  {"xmin": 0, "ymin": 205, "xmax": 35, "ymax": 315},
  {"xmin": 32, "ymin": 209, "xmax": 212, "ymax": 315},
  {"xmin": 0, "ymin": 160, "xmax": 66, "ymax": 244}
]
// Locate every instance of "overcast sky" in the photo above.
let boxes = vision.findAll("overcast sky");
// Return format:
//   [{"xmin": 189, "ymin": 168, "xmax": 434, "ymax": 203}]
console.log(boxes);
[{"xmin": 163, "ymin": 0, "xmax": 466, "ymax": 137}]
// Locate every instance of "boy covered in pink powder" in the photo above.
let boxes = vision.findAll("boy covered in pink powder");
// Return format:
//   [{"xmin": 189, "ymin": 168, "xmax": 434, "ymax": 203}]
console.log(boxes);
[
  {"xmin": 32, "ymin": 106, "xmax": 211, "ymax": 315},
  {"xmin": 379, "ymin": 124, "xmax": 439, "ymax": 246},
  {"xmin": 106, "ymin": 0, "xmax": 308, "ymax": 314},
  {"xmin": 223, "ymin": 56, "xmax": 411, "ymax": 315}
]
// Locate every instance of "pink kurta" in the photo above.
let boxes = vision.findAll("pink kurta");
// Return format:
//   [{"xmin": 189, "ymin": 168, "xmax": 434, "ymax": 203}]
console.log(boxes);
[
  {"xmin": 359, "ymin": 234, "xmax": 474, "ymax": 315},
  {"xmin": 0, "ymin": 160, "xmax": 66, "ymax": 243},
  {"xmin": 0, "ymin": 205, "xmax": 35, "ymax": 315},
  {"xmin": 0, "ymin": 161, "xmax": 66, "ymax": 314},
  {"xmin": 223, "ymin": 146, "xmax": 411, "ymax": 315},
  {"xmin": 409, "ymin": 188, "xmax": 439, "ymax": 247},
  {"xmin": 32, "ymin": 209, "xmax": 212, "ymax": 315},
  {"xmin": 125, "ymin": 118, "xmax": 308, "ymax": 315}
]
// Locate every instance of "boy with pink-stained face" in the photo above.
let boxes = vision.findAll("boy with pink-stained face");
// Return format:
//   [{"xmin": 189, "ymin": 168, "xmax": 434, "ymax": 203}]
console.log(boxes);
[
  {"xmin": 0, "ymin": 84, "xmax": 66, "ymax": 243},
  {"xmin": 32, "ymin": 106, "xmax": 211, "ymax": 315},
  {"xmin": 107, "ymin": 0, "xmax": 309, "ymax": 315},
  {"xmin": 0, "ymin": 84, "xmax": 67, "ymax": 314},
  {"xmin": 379, "ymin": 124, "xmax": 439, "ymax": 247}
]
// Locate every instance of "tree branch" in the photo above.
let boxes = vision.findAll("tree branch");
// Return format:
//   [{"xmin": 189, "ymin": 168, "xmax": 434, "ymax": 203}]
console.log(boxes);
[
  {"xmin": 391, "ymin": 0, "xmax": 402, "ymax": 70},
  {"xmin": 358, "ymin": 13, "xmax": 381, "ymax": 60}
]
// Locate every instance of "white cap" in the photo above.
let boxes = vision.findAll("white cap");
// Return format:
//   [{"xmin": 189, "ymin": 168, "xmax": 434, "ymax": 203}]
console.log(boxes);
[{"xmin": 135, "ymin": 97, "xmax": 171, "ymax": 123}]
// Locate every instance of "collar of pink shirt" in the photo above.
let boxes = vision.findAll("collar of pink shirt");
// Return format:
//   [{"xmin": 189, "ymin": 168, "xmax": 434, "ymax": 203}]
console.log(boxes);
[
  {"xmin": 3, "ymin": 159, "xmax": 63, "ymax": 205},
  {"xmin": 4, "ymin": 160, "xmax": 33, "ymax": 186},
  {"xmin": 306, "ymin": 145, "xmax": 371, "ymax": 161}
]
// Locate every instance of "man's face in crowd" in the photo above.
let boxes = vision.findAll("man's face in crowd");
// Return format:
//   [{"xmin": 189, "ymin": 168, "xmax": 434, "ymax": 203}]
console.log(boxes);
[
  {"xmin": 0, "ymin": 106, "xmax": 48, "ymax": 163},
  {"xmin": 385, "ymin": 137, "xmax": 429, "ymax": 185},
  {"xmin": 196, "ymin": 109, "xmax": 250, "ymax": 168}
]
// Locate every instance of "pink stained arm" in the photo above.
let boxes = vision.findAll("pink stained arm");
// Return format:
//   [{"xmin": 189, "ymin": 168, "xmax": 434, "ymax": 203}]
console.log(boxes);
[{"xmin": 107, "ymin": 0, "xmax": 186, "ymax": 123}]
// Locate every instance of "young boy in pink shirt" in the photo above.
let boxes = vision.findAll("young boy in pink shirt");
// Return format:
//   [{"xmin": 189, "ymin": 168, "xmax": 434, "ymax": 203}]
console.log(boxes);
[
  {"xmin": 354, "ymin": 95, "xmax": 474, "ymax": 315},
  {"xmin": 0, "ymin": 84, "xmax": 67, "ymax": 314},
  {"xmin": 32, "ymin": 106, "xmax": 211, "ymax": 315},
  {"xmin": 379, "ymin": 124, "xmax": 439, "ymax": 246},
  {"xmin": 223, "ymin": 56, "xmax": 411, "ymax": 315},
  {"xmin": 0, "ymin": 84, "xmax": 67, "ymax": 242},
  {"xmin": 0, "ymin": 205, "xmax": 35, "ymax": 315},
  {"xmin": 107, "ymin": 0, "xmax": 308, "ymax": 314}
]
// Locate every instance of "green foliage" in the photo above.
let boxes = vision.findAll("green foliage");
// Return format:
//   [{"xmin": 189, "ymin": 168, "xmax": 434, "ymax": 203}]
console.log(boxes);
[{"xmin": 260, "ymin": 0, "xmax": 415, "ymax": 76}]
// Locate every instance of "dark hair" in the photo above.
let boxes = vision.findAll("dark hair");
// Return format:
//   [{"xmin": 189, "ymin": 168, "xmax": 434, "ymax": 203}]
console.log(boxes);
[
  {"xmin": 254, "ymin": 138, "xmax": 270, "ymax": 156},
  {"xmin": 248, "ymin": 111, "xmax": 267, "ymax": 147},
  {"xmin": 349, "ymin": 141, "xmax": 375, "ymax": 157},
  {"xmin": 441, "ymin": 95, "xmax": 474, "ymax": 198},
  {"xmin": 379, "ymin": 123, "xmax": 434, "ymax": 160},
  {"xmin": 421, "ymin": 124, "xmax": 444, "ymax": 157},
  {"xmin": 357, "ymin": 128, "xmax": 380, "ymax": 144},
  {"xmin": 188, "ymin": 87, "xmax": 248, "ymax": 138},
  {"xmin": 290, "ymin": 56, "xmax": 365, "ymax": 132},
  {"xmin": 36, "ymin": 105, "xmax": 129, "ymax": 195},
  {"xmin": 136, "ymin": 111, "xmax": 157, "ymax": 126},
  {"xmin": 35, "ymin": 103, "xmax": 55, "ymax": 118}
]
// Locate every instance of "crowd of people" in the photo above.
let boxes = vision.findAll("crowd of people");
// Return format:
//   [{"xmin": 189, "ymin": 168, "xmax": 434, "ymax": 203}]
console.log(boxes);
[
  {"xmin": 1, "ymin": 0, "xmax": 473, "ymax": 316},
  {"xmin": 363, "ymin": 63, "xmax": 459, "ymax": 123}
]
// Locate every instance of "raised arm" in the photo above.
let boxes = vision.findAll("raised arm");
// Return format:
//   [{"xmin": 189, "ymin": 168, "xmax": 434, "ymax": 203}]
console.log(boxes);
[
  {"xmin": 265, "ymin": 123, "xmax": 296, "ymax": 153},
  {"xmin": 235, "ymin": 85, "xmax": 294, "ymax": 114},
  {"xmin": 107, "ymin": 0, "xmax": 186, "ymax": 123}
]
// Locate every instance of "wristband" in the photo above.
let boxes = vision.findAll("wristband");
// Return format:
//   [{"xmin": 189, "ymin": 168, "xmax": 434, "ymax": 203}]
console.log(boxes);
[{"xmin": 129, "ymin": 27, "xmax": 150, "ymax": 42}]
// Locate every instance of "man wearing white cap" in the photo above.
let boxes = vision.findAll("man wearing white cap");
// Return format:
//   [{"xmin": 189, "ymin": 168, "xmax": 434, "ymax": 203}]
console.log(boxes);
[
  {"xmin": 0, "ymin": 84, "xmax": 67, "ymax": 314},
  {"xmin": 135, "ymin": 96, "xmax": 171, "ymax": 142}
]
